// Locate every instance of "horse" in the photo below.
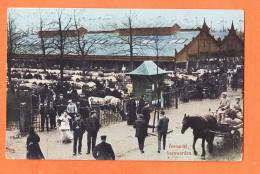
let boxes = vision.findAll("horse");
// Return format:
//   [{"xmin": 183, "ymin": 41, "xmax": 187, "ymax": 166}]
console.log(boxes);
[{"xmin": 181, "ymin": 114, "xmax": 217, "ymax": 159}]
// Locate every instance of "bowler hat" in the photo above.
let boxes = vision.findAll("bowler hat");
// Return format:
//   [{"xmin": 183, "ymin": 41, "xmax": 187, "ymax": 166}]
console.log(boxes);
[
  {"xmin": 101, "ymin": 135, "xmax": 107, "ymax": 140},
  {"xmin": 138, "ymin": 114, "xmax": 144, "ymax": 119}
]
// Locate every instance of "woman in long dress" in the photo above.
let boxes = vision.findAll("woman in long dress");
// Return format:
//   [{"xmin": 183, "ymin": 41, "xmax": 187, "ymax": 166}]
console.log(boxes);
[
  {"xmin": 58, "ymin": 111, "xmax": 73, "ymax": 143},
  {"xmin": 26, "ymin": 127, "xmax": 45, "ymax": 159}
]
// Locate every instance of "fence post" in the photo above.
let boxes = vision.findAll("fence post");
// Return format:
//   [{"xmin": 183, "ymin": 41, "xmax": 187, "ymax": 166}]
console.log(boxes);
[{"xmin": 19, "ymin": 102, "xmax": 29, "ymax": 133}]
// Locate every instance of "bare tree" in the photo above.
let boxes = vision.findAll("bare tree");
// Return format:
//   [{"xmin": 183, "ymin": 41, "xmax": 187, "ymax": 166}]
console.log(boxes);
[
  {"xmin": 117, "ymin": 10, "xmax": 140, "ymax": 71},
  {"xmin": 49, "ymin": 9, "xmax": 73, "ymax": 83},
  {"xmin": 142, "ymin": 28, "xmax": 168, "ymax": 130},
  {"xmin": 38, "ymin": 10, "xmax": 54, "ymax": 72},
  {"xmin": 72, "ymin": 10, "xmax": 105, "ymax": 75},
  {"xmin": 7, "ymin": 10, "xmax": 26, "ymax": 83}
]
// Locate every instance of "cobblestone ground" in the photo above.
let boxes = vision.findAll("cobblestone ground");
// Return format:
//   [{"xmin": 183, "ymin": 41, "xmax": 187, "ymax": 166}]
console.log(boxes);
[{"xmin": 6, "ymin": 87, "xmax": 243, "ymax": 161}]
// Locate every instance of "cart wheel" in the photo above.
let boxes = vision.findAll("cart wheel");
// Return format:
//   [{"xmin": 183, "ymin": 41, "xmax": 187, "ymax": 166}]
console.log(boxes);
[{"xmin": 232, "ymin": 130, "xmax": 240, "ymax": 148}]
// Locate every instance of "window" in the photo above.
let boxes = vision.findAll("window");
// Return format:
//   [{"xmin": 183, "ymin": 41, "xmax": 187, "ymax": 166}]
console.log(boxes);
[
  {"xmin": 117, "ymin": 40, "xmax": 128, "ymax": 44},
  {"xmin": 176, "ymin": 39, "xmax": 187, "ymax": 44},
  {"xmin": 148, "ymin": 40, "xmax": 155, "ymax": 44},
  {"xmin": 169, "ymin": 39, "xmax": 178, "ymax": 44},
  {"xmin": 141, "ymin": 40, "xmax": 156, "ymax": 45},
  {"xmin": 169, "ymin": 39, "xmax": 187, "ymax": 44},
  {"xmin": 99, "ymin": 40, "xmax": 107, "ymax": 44},
  {"xmin": 141, "ymin": 40, "xmax": 150, "ymax": 45},
  {"xmin": 94, "ymin": 40, "xmax": 100, "ymax": 44},
  {"xmin": 94, "ymin": 40, "xmax": 107, "ymax": 44}
]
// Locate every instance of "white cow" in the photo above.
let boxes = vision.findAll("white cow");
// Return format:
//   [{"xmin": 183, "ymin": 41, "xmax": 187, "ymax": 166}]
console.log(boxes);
[
  {"xmin": 88, "ymin": 97, "xmax": 106, "ymax": 107},
  {"xmin": 104, "ymin": 96, "xmax": 121, "ymax": 106}
]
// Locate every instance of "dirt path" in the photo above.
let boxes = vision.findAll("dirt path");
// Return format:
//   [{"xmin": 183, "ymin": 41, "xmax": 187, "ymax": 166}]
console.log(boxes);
[{"xmin": 6, "ymin": 88, "xmax": 243, "ymax": 161}]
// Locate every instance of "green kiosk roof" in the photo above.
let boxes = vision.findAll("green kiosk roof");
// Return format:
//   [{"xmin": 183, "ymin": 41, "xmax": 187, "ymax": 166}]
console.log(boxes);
[{"xmin": 126, "ymin": 61, "xmax": 172, "ymax": 76}]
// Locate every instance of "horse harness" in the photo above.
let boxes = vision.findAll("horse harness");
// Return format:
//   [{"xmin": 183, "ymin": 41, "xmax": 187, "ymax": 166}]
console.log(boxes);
[{"xmin": 193, "ymin": 116, "xmax": 209, "ymax": 134}]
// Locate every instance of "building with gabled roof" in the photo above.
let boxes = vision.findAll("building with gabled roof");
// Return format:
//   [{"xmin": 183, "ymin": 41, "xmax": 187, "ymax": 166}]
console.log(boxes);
[
  {"xmin": 175, "ymin": 19, "xmax": 220, "ymax": 63},
  {"xmin": 173, "ymin": 19, "xmax": 243, "ymax": 69},
  {"xmin": 219, "ymin": 21, "xmax": 244, "ymax": 57}
]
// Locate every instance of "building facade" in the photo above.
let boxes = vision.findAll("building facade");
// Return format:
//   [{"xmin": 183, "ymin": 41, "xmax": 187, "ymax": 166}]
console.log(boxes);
[{"xmin": 10, "ymin": 20, "xmax": 244, "ymax": 72}]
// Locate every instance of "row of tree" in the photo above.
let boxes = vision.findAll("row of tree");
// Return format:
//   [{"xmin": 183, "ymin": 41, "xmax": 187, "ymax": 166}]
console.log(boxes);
[{"xmin": 7, "ymin": 9, "xmax": 166, "ymax": 83}]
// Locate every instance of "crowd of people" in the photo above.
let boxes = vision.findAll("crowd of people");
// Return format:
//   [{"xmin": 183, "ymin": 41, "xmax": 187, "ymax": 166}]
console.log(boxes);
[
  {"xmin": 7, "ymin": 58, "xmax": 244, "ymax": 160},
  {"xmin": 162, "ymin": 61, "xmax": 244, "ymax": 108}
]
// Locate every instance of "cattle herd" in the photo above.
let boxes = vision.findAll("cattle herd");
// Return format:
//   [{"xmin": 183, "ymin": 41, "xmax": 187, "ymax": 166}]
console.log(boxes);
[{"xmin": 6, "ymin": 58, "xmax": 244, "ymax": 130}]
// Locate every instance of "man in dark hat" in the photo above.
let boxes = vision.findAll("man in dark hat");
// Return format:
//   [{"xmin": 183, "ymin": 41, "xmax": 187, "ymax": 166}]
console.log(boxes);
[
  {"xmin": 40, "ymin": 102, "xmax": 48, "ymax": 132},
  {"xmin": 93, "ymin": 136, "xmax": 115, "ymax": 160},
  {"xmin": 72, "ymin": 114, "xmax": 85, "ymax": 155},
  {"xmin": 126, "ymin": 94, "xmax": 137, "ymax": 125},
  {"xmin": 85, "ymin": 110, "xmax": 100, "ymax": 154},
  {"xmin": 137, "ymin": 96, "xmax": 145, "ymax": 114},
  {"xmin": 78, "ymin": 94, "xmax": 90, "ymax": 120},
  {"xmin": 141, "ymin": 102, "xmax": 150, "ymax": 124},
  {"xmin": 133, "ymin": 114, "xmax": 154, "ymax": 154},
  {"xmin": 48, "ymin": 100, "xmax": 57, "ymax": 130},
  {"xmin": 56, "ymin": 94, "xmax": 67, "ymax": 116},
  {"xmin": 156, "ymin": 110, "xmax": 169, "ymax": 153}
]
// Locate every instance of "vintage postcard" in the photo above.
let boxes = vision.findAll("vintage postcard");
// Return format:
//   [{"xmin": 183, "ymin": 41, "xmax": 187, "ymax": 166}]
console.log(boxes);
[{"xmin": 6, "ymin": 8, "xmax": 244, "ymax": 161}]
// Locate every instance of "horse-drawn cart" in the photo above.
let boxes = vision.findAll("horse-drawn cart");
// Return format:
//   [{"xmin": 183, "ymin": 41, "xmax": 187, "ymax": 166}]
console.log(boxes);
[{"xmin": 209, "ymin": 123, "xmax": 242, "ymax": 148}]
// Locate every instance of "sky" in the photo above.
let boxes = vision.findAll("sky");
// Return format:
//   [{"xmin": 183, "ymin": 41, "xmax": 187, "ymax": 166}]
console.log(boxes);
[{"xmin": 8, "ymin": 8, "xmax": 244, "ymax": 33}]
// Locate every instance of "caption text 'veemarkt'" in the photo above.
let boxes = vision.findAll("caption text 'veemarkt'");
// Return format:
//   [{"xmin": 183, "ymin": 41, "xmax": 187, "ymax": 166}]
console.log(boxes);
[{"xmin": 167, "ymin": 144, "xmax": 192, "ymax": 155}]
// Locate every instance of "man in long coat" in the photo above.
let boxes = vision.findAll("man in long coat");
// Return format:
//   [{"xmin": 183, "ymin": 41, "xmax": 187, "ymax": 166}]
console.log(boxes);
[
  {"xmin": 231, "ymin": 72, "xmax": 238, "ymax": 91},
  {"xmin": 133, "ymin": 114, "xmax": 154, "ymax": 153},
  {"xmin": 141, "ymin": 103, "xmax": 150, "ymax": 124},
  {"xmin": 126, "ymin": 95, "xmax": 137, "ymax": 125},
  {"xmin": 85, "ymin": 111, "xmax": 100, "ymax": 154},
  {"xmin": 137, "ymin": 96, "xmax": 145, "ymax": 114},
  {"xmin": 40, "ymin": 103, "xmax": 48, "ymax": 131},
  {"xmin": 56, "ymin": 94, "xmax": 67, "ymax": 116},
  {"xmin": 79, "ymin": 96, "xmax": 90, "ymax": 120},
  {"xmin": 72, "ymin": 114, "xmax": 85, "ymax": 155},
  {"xmin": 48, "ymin": 101, "xmax": 57, "ymax": 129},
  {"xmin": 93, "ymin": 135, "xmax": 115, "ymax": 160},
  {"xmin": 156, "ymin": 110, "xmax": 169, "ymax": 153}
]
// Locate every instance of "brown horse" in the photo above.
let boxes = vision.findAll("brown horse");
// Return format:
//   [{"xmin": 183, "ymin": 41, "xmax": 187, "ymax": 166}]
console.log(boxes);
[{"xmin": 181, "ymin": 114, "xmax": 217, "ymax": 158}]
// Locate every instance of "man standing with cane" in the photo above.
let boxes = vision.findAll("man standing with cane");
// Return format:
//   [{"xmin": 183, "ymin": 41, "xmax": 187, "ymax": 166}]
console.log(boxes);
[{"xmin": 157, "ymin": 110, "xmax": 169, "ymax": 153}]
